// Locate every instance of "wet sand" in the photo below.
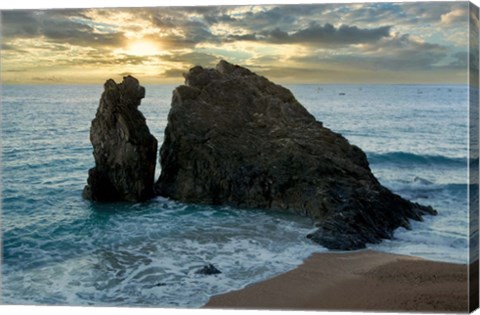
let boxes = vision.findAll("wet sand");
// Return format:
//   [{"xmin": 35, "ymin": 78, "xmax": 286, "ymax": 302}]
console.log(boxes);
[{"xmin": 205, "ymin": 250, "xmax": 471, "ymax": 312}]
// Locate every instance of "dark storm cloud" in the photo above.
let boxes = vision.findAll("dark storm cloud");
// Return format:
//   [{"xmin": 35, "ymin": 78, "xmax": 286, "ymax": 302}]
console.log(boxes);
[
  {"xmin": 146, "ymin": 11, "xmax": 219, "ymax": 48},
  {"xmin": 1, "ymin": 9, "xmax": 124, "ymax": 47},
  {"xmin": 146, "ymin": 5, "xmax": 330, "ymax": 47},
  {"xmin": 176, "ymin": 20, "xmax": 217, "ymax": 44},
  {"xmin": 161, "ymin": 68, "xmax": 186, "ymax": 78},
  {"xmin": 1, "ymin": 3, "xmax": 455, "ymax": 53},
  {"xmin": 226, "ymin": 34, "xmax": 258, "ymax": 42},
  {"xmin": 150, "ymin": 14, "xmax": 177, "ymax": 28},
  {"xmin": 156, "ymin": 36, "xmax": 215, "ymax": 50},
  {"xmin": 158, "ymin": 4, "xmax": 303, "ymax": 28},
  {"xmin": 160, "ymin": 51, "xmax": 219, "ymax": 66},
  {"xmin": 238, "ymin": 6, "xmax": 304, "ymax": 29},
  {"xmin": 1, "ymin": 11, "xmax": 43, "ymax": 37},
  {"xmin": 226, "ymin": 23, "xmax": 391, "ymax": 46},
  {"xmin": 272, "ymin": 23, "xmax": 391, "ymax": 45},
  {"xmin": 1, "ymin": 43, "xmax": 25, "ymax": 51},
  {"xmin": 292, "ymin": 34, "xmax": 451, "ymax": 71}
]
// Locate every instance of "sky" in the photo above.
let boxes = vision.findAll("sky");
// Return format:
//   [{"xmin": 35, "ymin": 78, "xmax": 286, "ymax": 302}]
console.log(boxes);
[{"xmin": 0, "ymin": 1, "xmax": 477, "ymax": 84}]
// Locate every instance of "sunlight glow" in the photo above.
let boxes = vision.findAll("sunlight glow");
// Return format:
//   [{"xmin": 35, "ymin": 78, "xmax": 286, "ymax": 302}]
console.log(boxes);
[{"xmin": 124, "ymin": 40, "xmax": 161, "ymax": 56}]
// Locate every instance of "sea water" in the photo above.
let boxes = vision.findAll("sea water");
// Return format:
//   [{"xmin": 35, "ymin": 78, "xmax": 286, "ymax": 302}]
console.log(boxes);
[{"xmin": 1, "ymin": 84, "xmax": 471, "ymax": 306}]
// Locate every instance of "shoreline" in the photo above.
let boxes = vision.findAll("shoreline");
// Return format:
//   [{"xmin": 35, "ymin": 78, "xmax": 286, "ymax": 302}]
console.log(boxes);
[{"xmin": 204, "ymin": 250, "xmax": 470, "ymax": 312}]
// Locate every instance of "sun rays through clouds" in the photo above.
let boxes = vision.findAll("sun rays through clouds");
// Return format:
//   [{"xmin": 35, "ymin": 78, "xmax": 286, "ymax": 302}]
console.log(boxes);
[{"xmin": 0, "ymin": 2, "xmax": 471, "ymax": 84}]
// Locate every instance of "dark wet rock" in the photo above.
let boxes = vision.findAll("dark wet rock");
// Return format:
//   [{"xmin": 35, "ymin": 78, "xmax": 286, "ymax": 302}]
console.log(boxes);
[
  {"xmin": 195, "ymin": 264, "xmax": 221, "ymax": 275},
  {"xmin": 83, "ymin": 76, "xmax": 158, "ymax": 202},
  {"xmin": 155, "ymin": 60, "xmax": 437, "ymax": 250}
]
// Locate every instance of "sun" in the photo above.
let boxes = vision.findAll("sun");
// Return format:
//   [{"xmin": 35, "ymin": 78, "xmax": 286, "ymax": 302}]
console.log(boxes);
[{"xmin": 124, "ymin": 41, "xmax": 161, "ymax": 56}]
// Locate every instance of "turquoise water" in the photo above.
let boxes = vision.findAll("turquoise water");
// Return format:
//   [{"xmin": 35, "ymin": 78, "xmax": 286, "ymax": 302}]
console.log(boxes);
[
  {"xmin": 1, "ymin": 84, "xmax": 471, "ymax": 306},
  {"xmin": 292, "ymin": 84, "xmax": 471, "ymax": 262}
]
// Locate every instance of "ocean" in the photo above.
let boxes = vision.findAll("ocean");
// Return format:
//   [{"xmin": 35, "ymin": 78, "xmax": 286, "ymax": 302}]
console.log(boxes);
[{"xmin": 1, "ymin": 84, "xmax": 471, "ymax": 307}]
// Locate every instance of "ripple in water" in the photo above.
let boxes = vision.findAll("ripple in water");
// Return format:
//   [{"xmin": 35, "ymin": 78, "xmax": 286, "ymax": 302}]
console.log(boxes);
[
  {"xmin": 3, "ymin": 198, "xmax": 320, "ymax": 306},
  {"xmin": 1, "ymin": 84, "xmax": 470, "ymax": 306}
]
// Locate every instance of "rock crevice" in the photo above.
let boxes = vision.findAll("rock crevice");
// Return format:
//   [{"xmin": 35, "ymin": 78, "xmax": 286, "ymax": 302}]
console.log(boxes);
[
  {"xmin": 83, "ymin": 76, "xmax": 158, "ymax": 202},
  {"xmin": 155, "ymin": 60, "xmax": 436, "ymax": 250}
]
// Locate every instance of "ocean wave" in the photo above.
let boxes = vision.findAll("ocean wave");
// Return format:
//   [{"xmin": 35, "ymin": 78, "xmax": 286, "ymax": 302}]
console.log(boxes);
[
  {"xmin": 380, "ymin": 176, "xmax": 468, "ymax": 200},
  {"xmin": 367, "ymin": 151, "xmax": 467, "ymax": 167},
  {"xmin": 391, "ymin": 181, "xmax": 468, "ymax": 192},
  {"xmin": 1, "ymin": 196, "xmax": 321, "ymax": 306}
]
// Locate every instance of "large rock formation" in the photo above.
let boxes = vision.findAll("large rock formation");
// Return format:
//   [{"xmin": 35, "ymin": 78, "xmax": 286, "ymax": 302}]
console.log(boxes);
[
  {"xmin": 155, "ymin": 60, "xmax": 436, "ymax": 250},
  {"xmin": 83, "ymin": 76, "xmax": 158, "ymax": 202}
]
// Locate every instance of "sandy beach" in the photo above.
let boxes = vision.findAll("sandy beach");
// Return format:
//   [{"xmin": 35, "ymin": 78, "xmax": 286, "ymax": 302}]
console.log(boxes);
[{"xmin": 205, "ymin": 250, "xmax": 471, "ymax": 312}]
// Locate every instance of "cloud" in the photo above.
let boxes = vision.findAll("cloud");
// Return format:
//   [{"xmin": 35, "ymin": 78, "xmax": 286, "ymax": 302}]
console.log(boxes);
[
  {"xmin": 1, "ymin": 42, "xmax": 27, "ymax": 52},
  {"xmin": 441, "ymin": 8, "xmax": 468, "ymax": 25},
  {"xmin": 1, "ymin": 11, "xmax": 43, "ymax": 37},
  {"xmin": 266, "ymin": 23, "xmax": 391, "ymax": 45},
  {"xmin": 0, "ymin": 3, "xmax": 471, "ymax": 84},
  {"xmin": 89, "ymin": 54, "xmax": 157, "ymax": 66},
  {"xmin": 3, "ymin": 69, "xmax": 26, "ymax": 72},
  {"xmin": 31, "ymin": 75, "xmax": 64, "ymax": 82},
  {"xmin": 226, "ymin": 34, "xmax": 258, "ymax": 41},
  {"xmin": 160, "ymin": 52, "xmax": 219, "ymax": 66},
  {"xmin": 119, "ymin": 71, "xmax": 144, "ymax": 76},
  {"xmin": 145, "ymin": 8, "xmax": 222, "ymax": 48},
  {"xmin": 203, "ymin": 13, "xmax": 238, "ymax": 25},
  {"xmin": 337, "ymin": 3, "xmax": 405, "ymax": 25},
  {"xmin": 146, "ymin": 5, "xmax": 333, "ymax": 47},
  {"xmin": 160, "ymin": 68, "xmax": 186, "ymax": 78},
  {"xmin": 222, "ymin": 4, "xmax": 331, "ymax": 32},
  {"xmin": 1, "ymin": 9, "xmax": 125, "ymax": 48},
  {"xmin": 352, "ymin": 34, "xmax": 449, "ymax": 70},
  {"xmin": 291, "ymin": 33, "xmax": 450, "ymax": 72},
  {"xmin": 448, "ymin": 51, "xmax": 469, "ymax": 69},
  {"xmin": 223, "ymin": 23, "xmax": 391, "ymax": 47}
]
